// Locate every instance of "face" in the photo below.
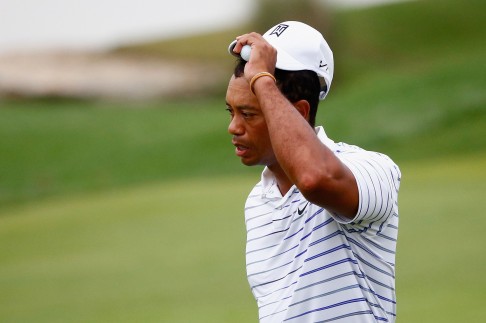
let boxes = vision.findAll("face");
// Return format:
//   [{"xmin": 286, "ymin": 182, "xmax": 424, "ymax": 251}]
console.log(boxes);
[{"xmin": 225, "ymin": 75, "xmax": 277, "ymax": 167}]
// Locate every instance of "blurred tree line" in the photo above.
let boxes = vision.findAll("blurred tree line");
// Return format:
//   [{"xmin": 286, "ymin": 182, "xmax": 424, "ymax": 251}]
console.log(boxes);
[{"xmin": 252, "ymin": 0, "xmax": 333, "ymax": 37}]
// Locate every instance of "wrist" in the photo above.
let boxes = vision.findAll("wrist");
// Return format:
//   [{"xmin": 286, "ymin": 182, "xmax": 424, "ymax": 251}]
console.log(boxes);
[{"xmin": 249, "ymin": 72, "xmax": 276, "ymax": 96}]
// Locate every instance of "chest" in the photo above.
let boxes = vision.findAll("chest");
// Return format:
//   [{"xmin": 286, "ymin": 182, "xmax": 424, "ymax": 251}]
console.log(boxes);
[{"xmin": 245, "ymin": 192, "xmax": 341, "ymax": 298}]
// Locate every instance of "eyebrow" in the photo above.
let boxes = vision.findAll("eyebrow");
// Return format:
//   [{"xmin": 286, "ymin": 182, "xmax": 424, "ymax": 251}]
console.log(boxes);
[{"xmin": 225, "ymin": 102, "xmax": 258, "ymax": 111}]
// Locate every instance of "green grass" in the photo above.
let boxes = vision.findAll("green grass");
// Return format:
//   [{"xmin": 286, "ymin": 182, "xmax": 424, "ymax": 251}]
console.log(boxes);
[
  {"xmin": 0, "ymin": 98, "xmax": 258, "ymax": 207},
  {"xmin": 319, "ymin": 47, "xmax": 486, "ymax": 160},
  {"xmin": 1, "ymin": 0, "xmax": 486, "ymax": 321},
  {"xmin": 1, "ymin": 0, "xmax": 484, "ymax": 207},
  {"xmin": 2, "ymin": 48, "xmax": 485, "ymax": 206},
  {"xmin": 0, "ymin": 156, "xmax": 485, "ymax": 322},
  {"xmin": 332, "ymin": 0, "xmax": 486, "ymax": 78},
  {"xmin": 396, "ymin": 155, "xmax": 486, "ymax": 321},
  {"xmin": 0, "ymin": 175, "xmax": 257, "ymax": 323}
]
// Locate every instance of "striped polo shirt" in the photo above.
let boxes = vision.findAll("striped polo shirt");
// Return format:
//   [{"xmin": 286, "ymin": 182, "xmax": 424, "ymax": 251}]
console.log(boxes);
[{"xmin": 244, "ymin": 126, "xmax": 401, "ymax": 323}]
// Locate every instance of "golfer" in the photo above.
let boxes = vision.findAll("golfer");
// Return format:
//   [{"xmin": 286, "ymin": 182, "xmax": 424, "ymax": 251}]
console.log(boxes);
[{"xmin": 226, "ymin": 21, "xmax": 401, "ymax": 322}]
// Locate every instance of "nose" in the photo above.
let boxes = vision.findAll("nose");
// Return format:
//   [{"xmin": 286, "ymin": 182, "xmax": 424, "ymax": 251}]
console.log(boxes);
[{"xmin": 228, "ymin": 115, "xmax": 244, "ymax": 136}]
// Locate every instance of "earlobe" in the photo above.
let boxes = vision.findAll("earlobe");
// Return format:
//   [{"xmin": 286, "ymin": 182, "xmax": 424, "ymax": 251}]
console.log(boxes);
[{"xmin": 293, "ymin": 100, "xmax": 311, "ymax": 122}]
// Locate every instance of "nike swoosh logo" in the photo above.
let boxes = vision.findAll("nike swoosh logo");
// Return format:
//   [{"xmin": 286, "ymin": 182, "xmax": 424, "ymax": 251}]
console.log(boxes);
[
  {"xmin": 319, "ymin": 60, "xmax": 327, "ymax": 68},
  {"xmin": 298, "ymin": 202, "xmax": 309, "ymax": 215}
]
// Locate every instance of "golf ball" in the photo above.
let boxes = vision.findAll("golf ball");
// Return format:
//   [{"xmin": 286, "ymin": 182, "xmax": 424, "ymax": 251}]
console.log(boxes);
[{"xmin": 241, "ymin": 45, "xmax": 251, "ymax": 61}]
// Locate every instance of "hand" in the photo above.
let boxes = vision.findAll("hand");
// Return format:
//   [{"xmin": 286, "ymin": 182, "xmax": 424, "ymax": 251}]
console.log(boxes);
[{"xmin": 232, "ymin": 32, "xmax": 277, "ymax": 82}]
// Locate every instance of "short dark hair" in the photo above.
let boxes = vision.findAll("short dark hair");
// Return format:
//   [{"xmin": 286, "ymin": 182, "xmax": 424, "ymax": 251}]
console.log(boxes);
[{"xmin": 233, "ymin": 58, "xmax": 322, "ymax": 127}]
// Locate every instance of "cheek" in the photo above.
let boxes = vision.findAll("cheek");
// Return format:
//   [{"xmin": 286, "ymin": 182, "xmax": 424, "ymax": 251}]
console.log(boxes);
[
  {"xmin": 248, "ymin": 121, "xmax": 267, "ymax": 140},
  {"xmin": 252, "ymin": 124, "xmax": 272, "ymax": 151}
]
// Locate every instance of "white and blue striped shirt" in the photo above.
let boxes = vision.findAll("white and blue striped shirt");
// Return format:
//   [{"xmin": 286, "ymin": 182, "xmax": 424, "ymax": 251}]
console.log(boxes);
[{"xmin": 245, "ymin": 126, "xmax": 401, "ymax": 322}]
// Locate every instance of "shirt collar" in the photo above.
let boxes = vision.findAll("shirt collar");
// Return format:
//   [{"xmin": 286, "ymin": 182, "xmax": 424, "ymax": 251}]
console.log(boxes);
[{"xmin": 315, "ymin": 125, "xmax": 337, "ymax": 150}]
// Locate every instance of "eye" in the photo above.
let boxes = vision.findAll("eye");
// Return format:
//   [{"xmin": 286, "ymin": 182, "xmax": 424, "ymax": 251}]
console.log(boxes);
[
  {"xmin": 225, "ymin": 107, "xmax": 234, "ymax": 117},
  {"xmin": 242, "ymin": 111, "xmax": 254, "ymax": 119}
]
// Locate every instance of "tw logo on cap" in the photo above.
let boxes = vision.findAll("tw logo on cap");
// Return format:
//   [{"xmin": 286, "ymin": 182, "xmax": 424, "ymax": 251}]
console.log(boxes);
[{"xmin": 269, "ymin": 24, "xmax": 289, "ymax": 37}]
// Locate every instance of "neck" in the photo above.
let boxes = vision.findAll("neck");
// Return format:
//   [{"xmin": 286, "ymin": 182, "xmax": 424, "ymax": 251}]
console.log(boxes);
[{"xmin": 268, "ymin": 164, "xmax": 294, "ymax": 196}]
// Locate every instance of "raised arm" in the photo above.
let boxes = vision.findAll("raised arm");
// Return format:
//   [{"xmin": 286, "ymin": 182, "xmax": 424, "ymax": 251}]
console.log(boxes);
[{"xmin": 232, "ymin": 33, "xmax": 359, "ymax": 218}]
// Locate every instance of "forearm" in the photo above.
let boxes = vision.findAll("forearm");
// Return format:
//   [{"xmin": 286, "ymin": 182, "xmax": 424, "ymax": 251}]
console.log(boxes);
[{"xmin": 253, "ymin": 78, "xmax": 346, "ymax": 192}]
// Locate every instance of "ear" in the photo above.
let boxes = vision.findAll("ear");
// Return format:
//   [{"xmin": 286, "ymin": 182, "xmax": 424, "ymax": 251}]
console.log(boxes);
[{"xmin": 293, "ymin": 100, "xmax": 311, "ymax": 123}]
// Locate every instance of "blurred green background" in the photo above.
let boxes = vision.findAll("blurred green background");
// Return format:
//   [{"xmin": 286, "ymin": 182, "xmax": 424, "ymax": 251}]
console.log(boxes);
[{"xmin": 1, "ymin": 0, "xmax": 485, "ymax": 322}]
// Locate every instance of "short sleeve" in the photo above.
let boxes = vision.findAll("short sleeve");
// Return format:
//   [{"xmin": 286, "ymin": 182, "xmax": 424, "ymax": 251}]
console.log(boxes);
[{"xmin": 333, "ymin": 148, "xmax": 401, "ymax": 226}]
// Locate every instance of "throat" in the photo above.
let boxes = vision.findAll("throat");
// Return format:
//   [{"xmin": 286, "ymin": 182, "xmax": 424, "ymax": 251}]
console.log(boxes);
[
  {"xmin": 268, "ymin": 164, "xmax": 294, "ymax": 196},
  {"xmin": 276, "ymin": 181, "xmax": 292, "ymax": 196}
]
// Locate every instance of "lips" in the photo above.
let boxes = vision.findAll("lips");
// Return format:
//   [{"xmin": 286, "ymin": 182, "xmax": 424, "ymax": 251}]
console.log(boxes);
[{"xmin": 232, "ymin": 140, "xmax": 250, "ymax": 157}]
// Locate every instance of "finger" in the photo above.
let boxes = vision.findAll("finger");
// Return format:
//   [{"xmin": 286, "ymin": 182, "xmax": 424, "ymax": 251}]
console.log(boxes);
[
  {"xmin": 228, "ymin": 40, "xmax": 240, "ymax": 56},
  {"xmin": 234, "ymin": 38, "xmax": 250, "ymax": 54}
]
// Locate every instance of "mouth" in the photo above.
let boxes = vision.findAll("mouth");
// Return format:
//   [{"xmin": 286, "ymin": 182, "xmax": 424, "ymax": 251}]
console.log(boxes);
[{"xmin": 232, "ymin": 141, "xmax": 250, "ymax": 157}]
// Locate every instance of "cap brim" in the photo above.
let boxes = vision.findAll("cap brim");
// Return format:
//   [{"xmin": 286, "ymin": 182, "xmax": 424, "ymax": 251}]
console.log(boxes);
[{"xmin": 228, "ymin": 40, "xmax": 239, "ymax": 58}]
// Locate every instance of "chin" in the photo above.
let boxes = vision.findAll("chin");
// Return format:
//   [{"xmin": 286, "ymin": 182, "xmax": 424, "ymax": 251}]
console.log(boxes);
[
  {"xmin": 241, "ymin": 159, "xmax": 257, "ymax": 167},
  {"xmin": 240, "ymin": 156, "xmax": 261, "ymax": 167}
]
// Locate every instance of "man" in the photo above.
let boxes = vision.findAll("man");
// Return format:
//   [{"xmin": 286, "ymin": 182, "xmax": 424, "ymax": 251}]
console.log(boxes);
[{"xmin": 225, "ymin": 21, "xmax": 401, "ymax": 322}]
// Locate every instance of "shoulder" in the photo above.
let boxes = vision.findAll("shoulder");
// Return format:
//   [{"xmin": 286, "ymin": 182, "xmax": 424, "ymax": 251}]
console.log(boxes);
[{"xmin": 335, "ymin": 142, "xmax": 401, "ymax": 183}]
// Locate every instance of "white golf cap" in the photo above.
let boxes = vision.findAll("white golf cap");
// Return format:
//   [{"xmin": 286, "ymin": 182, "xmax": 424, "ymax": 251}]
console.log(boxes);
[
  {"xmin": 264, "ymin": 21, "xmax": 334, "ymax": 99},
  {"xmin": 229, "ymin": 21, "xmax": 334, "ymax": 100}
]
